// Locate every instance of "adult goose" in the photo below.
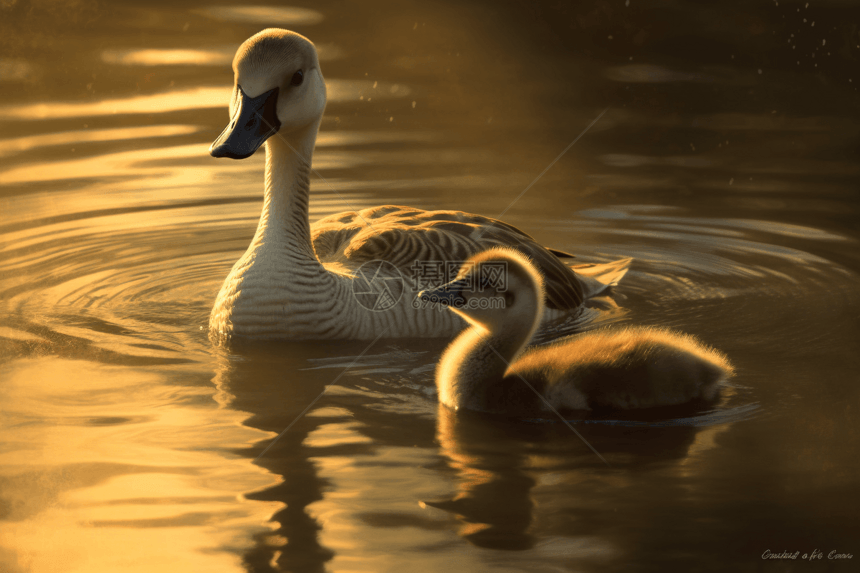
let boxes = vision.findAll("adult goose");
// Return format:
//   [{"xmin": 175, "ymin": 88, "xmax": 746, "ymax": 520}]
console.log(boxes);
[
  {"xmin": 208, "ymin": 29, "xmax": 630, "ymax": 341},
  {"xmin": 422, "ymin": 249, "xmax": 733, "ymax": 415}
]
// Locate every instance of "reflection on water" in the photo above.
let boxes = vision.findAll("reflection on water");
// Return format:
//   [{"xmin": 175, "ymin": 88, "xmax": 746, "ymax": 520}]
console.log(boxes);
[
  {"xmin": 0, "ymin": 87, "xmax": 232, "ymax": 121},
  {"xmin": 192, "ymin": 6, "xmax": 325, "ymax": 27},
  {"xmin": 0, "ymin": 79, "xmax": 408, "ymax": 122},
  {"xmin": 0, "ymin": 356, "xmax": 279, "ymax": 573},
  {"xmin": 2, "ymin": 0, "xmax": 860, "ymax": 571},
  {"xmin": 101, "ymin": 47, "xmax": 236, "ymax": 67},
  {"xmin": 0, "ymin": 125, "xmax": 202, "ymax": 159},
  {"xmin": 428, "ymin": 402, "xmax": 726, "ymax": 559}
]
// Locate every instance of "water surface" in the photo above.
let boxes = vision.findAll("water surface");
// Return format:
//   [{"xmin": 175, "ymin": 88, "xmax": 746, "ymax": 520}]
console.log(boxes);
[{"xmin": 2, "ymin": 1, "xmax": 859, "ymax": 571}]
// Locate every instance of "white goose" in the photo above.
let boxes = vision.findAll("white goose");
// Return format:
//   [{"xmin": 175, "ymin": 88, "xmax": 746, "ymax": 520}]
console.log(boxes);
[
  {"xmin": 422, "ymin": 249, "xmax": 733, "ymax": 415},
  {"xmin": 208, "ymin": 29, "xmax": 630, "ymax": 341}
]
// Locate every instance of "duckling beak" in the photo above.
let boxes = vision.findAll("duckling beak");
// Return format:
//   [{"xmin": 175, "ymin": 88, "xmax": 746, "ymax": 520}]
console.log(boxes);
[
  {"xmin": 210, "ymin": 85, "xmax": 281, "ymax": 159},
  {"xmin": 418, "ymin": 278, "xmax": 469, "ymax": 308}
]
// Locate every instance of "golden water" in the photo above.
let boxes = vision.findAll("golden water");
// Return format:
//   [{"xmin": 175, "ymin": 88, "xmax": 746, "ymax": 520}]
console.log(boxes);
[{"xmin": 2, "ymin": 1, "xmax": 859, "ymax": 571}]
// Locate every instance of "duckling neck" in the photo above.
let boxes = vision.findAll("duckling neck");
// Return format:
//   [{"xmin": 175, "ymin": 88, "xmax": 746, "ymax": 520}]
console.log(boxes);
[
  {"xmin": 252, "ymin": 122, "xmax": 320, "ymax": 261},
  {"xmin": 437, "ymin": 319, "xmax": 535, "ymax": 410},
  {"xmin": 470, "ymin": 322, "xmax": 535, "ymax": 376}
]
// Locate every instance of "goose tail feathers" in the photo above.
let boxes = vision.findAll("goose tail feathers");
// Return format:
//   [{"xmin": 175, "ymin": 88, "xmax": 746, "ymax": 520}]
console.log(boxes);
[{"xmin": 570, "ymin": 257, "xmax": 633, "ymax": 299}]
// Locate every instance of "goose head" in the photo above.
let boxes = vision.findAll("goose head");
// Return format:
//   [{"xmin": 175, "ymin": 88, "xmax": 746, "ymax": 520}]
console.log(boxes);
[
  {"xmin": 210, "ymin": 29, "xmax": 326, "ymax": 159},
  {"xmin": 419, "ymin": 248, "xmax": 546, "ymax": 334}
]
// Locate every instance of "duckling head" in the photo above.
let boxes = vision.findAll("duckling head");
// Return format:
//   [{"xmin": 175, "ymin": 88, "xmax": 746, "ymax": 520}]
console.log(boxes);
[
  {"xmin": 419, "ymin": 248, "xmax": 546, "ymax": 335},
  {"xmin": 210, "ymin": 29, "xmax": 326, "ymax": 159}
]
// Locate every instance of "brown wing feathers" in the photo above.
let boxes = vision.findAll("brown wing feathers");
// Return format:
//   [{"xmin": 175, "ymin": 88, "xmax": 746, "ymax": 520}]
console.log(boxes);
[{"xmin": 311, "ymin": 206, "xmax": 584, "ymax": 310}]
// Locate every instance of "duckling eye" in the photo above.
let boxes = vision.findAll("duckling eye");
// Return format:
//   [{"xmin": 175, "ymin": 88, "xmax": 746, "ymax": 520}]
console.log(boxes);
[{"xmin": 290, "ymin": 70, "xmax": 304, "ymax": 86}]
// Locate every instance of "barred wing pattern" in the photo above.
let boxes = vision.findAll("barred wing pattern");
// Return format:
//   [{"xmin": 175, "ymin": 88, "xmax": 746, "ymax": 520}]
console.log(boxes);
[{"xmin": 311, "ymin": 206, "xmax": 585, "ymax": 310}]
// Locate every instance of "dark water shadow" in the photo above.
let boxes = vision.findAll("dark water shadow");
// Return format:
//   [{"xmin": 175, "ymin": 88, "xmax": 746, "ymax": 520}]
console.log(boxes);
[{"xmin": 424, "ymin": 401, "xmax": 727, "ymax": 554}]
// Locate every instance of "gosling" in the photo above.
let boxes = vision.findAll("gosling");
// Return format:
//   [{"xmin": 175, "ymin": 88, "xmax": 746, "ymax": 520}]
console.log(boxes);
[{"xmin": 419, "ymin": 248, "xmax": 733, "ymax": 416}]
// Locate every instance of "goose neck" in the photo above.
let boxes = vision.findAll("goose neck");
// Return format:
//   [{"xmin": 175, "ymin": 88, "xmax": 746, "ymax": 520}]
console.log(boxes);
[{"xmin": 254, "ymin": 123, "xmax": 320, "ymax": 258}]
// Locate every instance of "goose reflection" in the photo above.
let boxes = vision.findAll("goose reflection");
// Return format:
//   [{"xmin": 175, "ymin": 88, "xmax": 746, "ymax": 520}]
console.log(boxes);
[
  {"xmin": 213, "ymin": 340, "xmax": 352, "ymax": 573},
  {"xmin": 212, "ymin": 339, "xmax": 442, "ymax": 572}
]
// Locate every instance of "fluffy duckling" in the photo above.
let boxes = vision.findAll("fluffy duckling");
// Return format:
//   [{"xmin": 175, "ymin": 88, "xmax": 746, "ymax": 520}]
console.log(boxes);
[{"xmin": 420, "ymin": 249, "xmax": 733, "ymax": 416}]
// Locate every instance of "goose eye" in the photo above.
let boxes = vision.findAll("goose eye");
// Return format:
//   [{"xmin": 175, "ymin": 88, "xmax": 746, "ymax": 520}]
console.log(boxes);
[{"xmin": 290, "ymin": 70, "xmax": 304, "ymax": 86}]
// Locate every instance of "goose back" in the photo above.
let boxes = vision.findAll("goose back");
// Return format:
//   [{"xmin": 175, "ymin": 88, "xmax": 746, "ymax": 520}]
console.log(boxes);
[{"xmin": 312, "ymin": 206, "xmax": 585, "ymax": 310}]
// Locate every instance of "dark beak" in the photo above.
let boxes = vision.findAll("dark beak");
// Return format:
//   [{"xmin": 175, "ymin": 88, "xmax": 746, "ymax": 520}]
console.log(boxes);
[
  {"xmin": 210, "ymin": 85, "xmax": 281, "ymax": 159},
  {"xmin": 418, "ymin": 278, "xmax": 470, "ymax": 307}
]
